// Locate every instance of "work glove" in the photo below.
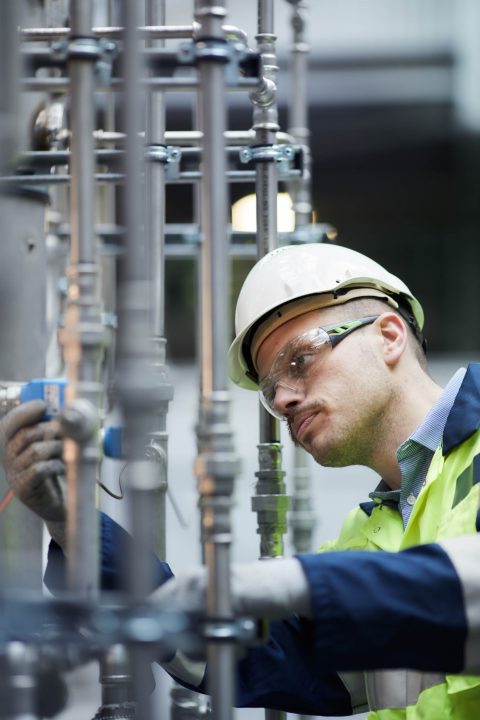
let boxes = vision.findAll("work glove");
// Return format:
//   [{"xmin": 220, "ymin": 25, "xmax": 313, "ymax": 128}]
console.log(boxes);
[
  {"xmin": 152, "ymin": 557, "xmax": 312, "ymax": 621},
  {"xmin": 0, "ymin": 400, "xmax": 66, "ymax": 522},
  {"xmin": 152, "ymin": 558, "xmax": 311, "ymax": 689}
]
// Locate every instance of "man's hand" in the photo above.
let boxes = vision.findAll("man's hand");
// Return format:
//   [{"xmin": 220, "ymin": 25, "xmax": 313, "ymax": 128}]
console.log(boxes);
[
  {"xmin": 0, "ymin": 400, "xmax": 66, "ymax": 522},
  {"xmin": 152, "ymin": 558, "xmax": 312, "ymax": 620}
]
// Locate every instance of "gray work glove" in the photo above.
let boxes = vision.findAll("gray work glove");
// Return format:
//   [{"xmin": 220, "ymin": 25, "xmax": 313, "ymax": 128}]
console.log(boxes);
[
  {"xmin": 152, "ymin": 558, "xmax": 312, "ymax": 689},
  {"xmin": 152, "ymin": 557, "xmax": 312, "ymax": 621},
  {"xmin": 0, "ymin": 400, "xmax": 66, "ymax": 522}
]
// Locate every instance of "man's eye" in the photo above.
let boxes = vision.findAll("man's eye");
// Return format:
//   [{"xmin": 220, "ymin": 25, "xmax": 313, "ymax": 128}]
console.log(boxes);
[{"xmin": 288, "ymin": 353, "xmax": 315, "ymax": 378}]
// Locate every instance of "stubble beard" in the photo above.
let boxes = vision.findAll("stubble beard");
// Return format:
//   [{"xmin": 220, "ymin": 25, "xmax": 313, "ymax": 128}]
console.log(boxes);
[{"xmin": 288, "ymin": 397, "xmax": 392, "ymax": 470}]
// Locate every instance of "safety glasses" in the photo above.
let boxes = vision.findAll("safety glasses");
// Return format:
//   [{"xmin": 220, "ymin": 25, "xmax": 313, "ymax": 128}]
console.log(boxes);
[{"xmin": 258, "ymin": 315, "xmax": 379, "ymax": 419}]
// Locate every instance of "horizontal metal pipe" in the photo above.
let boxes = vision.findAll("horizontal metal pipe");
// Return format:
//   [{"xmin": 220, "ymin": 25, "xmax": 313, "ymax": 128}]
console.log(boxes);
[
  {"xmin": 20, "ymin": 23, "xmax": 248, "ymax": 43},
  {"xmin": 21, "ymin": 24, "xmax": 194, "ymax": 41},
  {"xmin": 0, "ymin": 169, "xmax": 300, "ymax": 185},
  {"xmin": 19, "ymin": 145, "xmax": 264, "ymax": 167},
  {"xmin": 50, "ymin": 236, "xmax": 269, "ymax": 260},
  {"xmin": 93, "ymin": 129, "xmax": 298, "ymax": 146},
  {"xmin": 20, "ymin": 76, "xmax": 259, "ymax": 92},
  {"xmin": 22, "ymin": 47, "xmax": 211, "ymax": 72}
]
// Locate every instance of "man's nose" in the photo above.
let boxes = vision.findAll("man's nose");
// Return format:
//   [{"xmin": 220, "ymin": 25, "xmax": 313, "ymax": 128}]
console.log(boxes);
[{"xmin": 272, "ymin": 381, "xmax": 305, "ymax": 415}]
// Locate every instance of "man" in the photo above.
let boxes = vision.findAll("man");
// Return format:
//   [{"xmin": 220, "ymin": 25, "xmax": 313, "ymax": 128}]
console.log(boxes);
[
  {"xmin": 3, "ymin": 242, "xmax": 480, "ymax": 717},
  {"xmin": 224, "ymin": 241, "xmax": 480, "ymax": 716}
]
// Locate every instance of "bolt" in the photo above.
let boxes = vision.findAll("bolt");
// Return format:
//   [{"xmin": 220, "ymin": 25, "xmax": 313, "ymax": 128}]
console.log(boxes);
[{"xmin": 25, "ymin": 236, "xmax": 36, "ymax": 253}]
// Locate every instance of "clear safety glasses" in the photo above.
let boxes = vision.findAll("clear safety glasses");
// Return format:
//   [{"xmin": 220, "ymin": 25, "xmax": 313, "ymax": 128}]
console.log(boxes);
[{"xmin": 258, "ymin": 315, "xmax": 379, "ymax": 419}]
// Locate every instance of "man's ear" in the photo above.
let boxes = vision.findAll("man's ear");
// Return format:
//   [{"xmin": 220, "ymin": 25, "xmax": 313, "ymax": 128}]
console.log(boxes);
[{"xmin": 376, "ymin": 313, "xmax": 407, "ymax": 367}]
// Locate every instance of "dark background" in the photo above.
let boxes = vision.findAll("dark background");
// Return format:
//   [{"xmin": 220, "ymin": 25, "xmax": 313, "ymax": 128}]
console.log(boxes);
[{"xmin": 164, "ymin": 96, "xmax": 480, "ymax": 360}]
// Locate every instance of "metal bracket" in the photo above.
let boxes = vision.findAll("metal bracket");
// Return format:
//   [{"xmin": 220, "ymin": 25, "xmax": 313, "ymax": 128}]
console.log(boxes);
[
  {"xmin": 239, "ymin": 144, "xmax": 297, "ymax": 176},
  {"xmin": 224, "ymin": 42, "xmax": 260, "ymax": 86},
  {"xmin": 177, "ymin": 39, "xmax": 260, "ymax": 86},
  {"xmin": 203, "ymin": 618, "xmax": 258, "ymax": 643},
  {"xmin": 145, "ymin": 145, "xmax": 182, "ymax": 179},
  {"xmin": 51, "ymin": 38, "xmax": 117, "ymax": 86},
  {"xmin": 96, "ymin": 39, "xmax": 118, "ymax": 87},
  {"xmin": 177, "ymin": 38, "xmax": 230, "ymax": 65},
  {"xmin": 101, "ymin": 312, "xmax": 117, "ymax": 330}
]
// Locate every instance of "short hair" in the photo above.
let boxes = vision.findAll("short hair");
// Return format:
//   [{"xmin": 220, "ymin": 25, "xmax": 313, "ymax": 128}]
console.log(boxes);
[{"xmin": 324, "ymin": 296, "xmax": 428, "ymax": 371}]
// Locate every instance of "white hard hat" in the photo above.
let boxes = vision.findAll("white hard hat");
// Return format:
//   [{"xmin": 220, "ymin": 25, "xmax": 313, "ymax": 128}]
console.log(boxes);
[{"xmin": 228, "ymin": 243, "xmax": 424, "ymax": 389}]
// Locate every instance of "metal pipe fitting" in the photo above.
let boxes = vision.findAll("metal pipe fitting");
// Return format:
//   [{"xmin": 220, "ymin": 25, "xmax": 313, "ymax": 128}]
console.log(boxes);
[
  {"xmin": 250, "ymin": 8, "xmax": 289, "ymax": 719},
  {"xmin": 93, "ymin": 645, "xmax": 135, "ymax": 720},
  {"xmin": 252, "ymin": 443, "xmax": 289, "ymax": 558},
  {"xmin": 0, "ymin": 642, "xmax": 38, "ymax": 719},
  {"xmin": 193, "ymin": 2, "xmax": 240, "ymax": 718}
]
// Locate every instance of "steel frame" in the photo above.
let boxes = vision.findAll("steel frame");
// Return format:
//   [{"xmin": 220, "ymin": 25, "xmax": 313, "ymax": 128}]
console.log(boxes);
[{"xmin": 0, "ymin": 1, "xmax": 319, "ymax": 717}]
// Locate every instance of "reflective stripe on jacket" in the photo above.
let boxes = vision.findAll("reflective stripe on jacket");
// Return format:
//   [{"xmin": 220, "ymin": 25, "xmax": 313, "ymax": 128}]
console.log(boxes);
[{"xmin": 318, "ymin": 363, "xmax": 480, "ymax": 719}]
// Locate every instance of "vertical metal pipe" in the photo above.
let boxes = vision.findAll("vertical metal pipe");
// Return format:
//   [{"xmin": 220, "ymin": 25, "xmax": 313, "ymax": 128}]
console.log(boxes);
[
  {"xmin": 96, "ymin": 645, "xmax": 135, "ymax": 720},
  {"xmin": 145, "ymin": 0, "xmax": 173, "ymax": 564},
  {"xmin": 250, "ymin": 0, "xmax": 289, "ymax": 562},
  {"xmin": 94, "ymin": 0, "xmax": 136, "ymax": 717},
  {"xmin": 147, "ymin": 0, "xmax": 167, "ymax": 342},
  {"xmin": 287, "ymin": 1, "xmax": 316, "ymax": 561},
  {"xmin": 287, "ymin": 0, "xmax": 312, "ymax": 228},
  {"xmin": 173, "ymin": 11, "xmax": 210, "ymax": 718},
  {"xmin": 290, "ymin": 446, "xmax": 316, "ymax": 553},
  {"xmin": 118, "ymin": 0, "xmax": 155, "ymax": 602},
  {"xmin": 194, "ymin": 2, "xmax": 239, "ymax": 719},
  {"xmin": 253, "ymin": 415, "xmax": 288, "ymax": 559},
  {"xmin": 96, "ymin": 0, "xmax": 118, "ymax": 372},
  {"xmin": 0, "ymin": 643, "xmax": 39, "ymax": 720},
  {"xmin": 0, "ymin": 2, "xmax": 19, "ymax": 174},
  {"xmin": 193, "ymin": 0, "xmax": 208, "ymax": 567},
  {"xmin": 61, "ymin": 0, "xmax": 104, "ymax": 597},
  {"xmin": 253, "ymin": 0, "xmax": 279, "ymax": 257},
  {"xmin": 116, "ymin": 1, "xmax": 161, "ymax": 717},
  {"xmin": 250, "ymin": 5, "xmax": 289, "ymax": 719},
  {"xmin": 0, "ymin": 4, "xmax": 47, "ymax": 595},
  {"xmin": 0, "ymin": 191, "xmax": 48, "ymax": 592}
]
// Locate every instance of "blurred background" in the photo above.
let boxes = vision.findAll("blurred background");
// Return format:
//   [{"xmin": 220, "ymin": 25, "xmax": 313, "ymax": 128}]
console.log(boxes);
[{"xmin": 163, "ymin": 0, "xmax": 480, "ymax": 359}]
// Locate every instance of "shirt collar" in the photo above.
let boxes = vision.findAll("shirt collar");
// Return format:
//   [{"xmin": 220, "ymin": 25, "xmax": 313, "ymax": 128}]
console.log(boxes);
[
  {"xmin": 409, "ymin": 367, "xmax": 466, "ymax": 452},
  {"xmin": 368, "ymin": 367, "xmax": 466, "ymax": 506}
]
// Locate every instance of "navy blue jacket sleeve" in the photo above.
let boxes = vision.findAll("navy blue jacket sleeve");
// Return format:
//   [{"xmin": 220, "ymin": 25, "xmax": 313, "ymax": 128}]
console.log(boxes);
[
  {"xmin": 44, "ymin": 513, "xmax": 352, "ymax": 715},
  {"xmin": 183, "ymin": 617, "xmax": 352, "ymax": 715},
  {"xmin": 233, "ymin": 543, "xmax": 468, "ymax": 712},
  {"xmin": 44, "ymin": 514, "xmax": 470, "ymax": 714},
  {"xmin": 44, "ymin": 512, "xmax": 173, "ymax": 593},
  {"xmin": 297, "ymin": 543, "xmax": 468, "ymax": 674},
  {"xmin": 234, "ymin": 616, "xmax": 352, "ymax": 714}
]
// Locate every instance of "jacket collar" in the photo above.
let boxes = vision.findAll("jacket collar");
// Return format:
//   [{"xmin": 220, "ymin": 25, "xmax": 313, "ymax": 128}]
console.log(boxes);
[{"xmin": 443, "ymin": 363, "xmax": 480, "ymax": 454}]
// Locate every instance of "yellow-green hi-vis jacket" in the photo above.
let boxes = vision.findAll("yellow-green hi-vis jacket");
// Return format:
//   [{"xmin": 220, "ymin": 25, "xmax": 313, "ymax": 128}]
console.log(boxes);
[{"xmin": 319, "ymin": 364, "xmax": 480, "ymax": 719}]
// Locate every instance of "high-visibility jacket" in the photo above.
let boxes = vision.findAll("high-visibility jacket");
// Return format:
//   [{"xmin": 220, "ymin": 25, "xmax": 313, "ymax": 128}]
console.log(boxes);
[
  {"xmin": 44, "ymin": 363, "xmax": 480, "ymax": 717},
  {"xmin": 301, "ymin": 361, "xmax": 480, "ymax": 719}
]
